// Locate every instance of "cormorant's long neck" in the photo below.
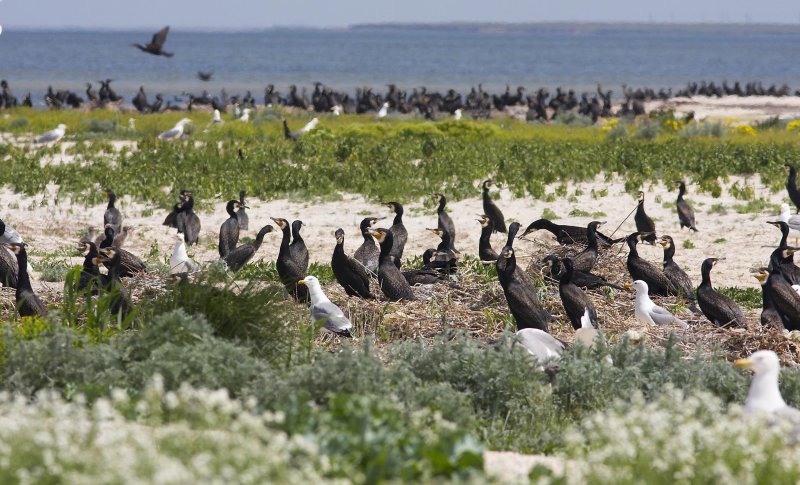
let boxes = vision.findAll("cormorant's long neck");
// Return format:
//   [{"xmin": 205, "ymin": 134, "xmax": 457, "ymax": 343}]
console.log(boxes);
[
  {"xmin": 663, "ymin": 243, "xmax": 675, "ymax": 264},
  {"xmin": 184, "ymin": 197, "xmax": 194, "ymax": 213},
  {"xmin": 636, "ymin": 202, "xmax": 645, "ymax": 217},
  {"xmin": 292, "ymin": 226, "xmax": 304, "ymax": 244},
  {"xmin": 779, "ymin": 226, "xmax": 789, "ymax": 248},
  {"xmin": 538, "ymin": 220, "xmax": 559, "ymax": 234},
  {"xmin": 393, "ymin": 208, "xmax": 403, "ymax": 226},
  {"xmin": 361, "ymin": 226, "xmax": 372, "ymax": 243},
  {"xmin": 279, "ymin": 226, "xmax": 291, "ymax": 254},
  {"xmin": 505, "ymin": 225, "xmax": 519, "ymax": 248},
  {"xmin": 107, "ymin": 195, "xmax": 116, "ymax": 209},
  {"xmin": 627, "ymin": 238, "xmax": 639, "ymax": 258},
  {"xmin": 109, "ymin": 256, "xmax": 122, "ymax": 282},
  {"xmin": 226, "ymin": 205, "xmax": 236, "ymax": 218},
  {"xmin": 379, "ymin": 235, "xmax": 394, "ymax": 260},
  {"xmin": 506, "ymin": 252, "xmax": 517, "ymax": 275},
  {"xmin": 482, "ymin": 187, "xmax": 490, "ymax": 203},
  {"xmin": 789, "ymin": 168, "xmax": 798, "ymax": 190},
  {"xmin": 479, "ymin": 225, "xmax": 492, "ymax": 246},
  {"xmin": 700, "ymin": 263, "xmax": 712, "ymax": 288},
  {"xmin": 283, "ymin": 120, "xmax": 291, "ymax": 138},
  {"xmin": 586, "ymin": 225, "xmax": 598, "ymax": 252},
  {"xmin": 437, "ymin": 230, "xmax": 451, "ymax": 251},
  {"xmin": 252, "ymin": 230, "xmax": 268, "ymax": 252},
  {"xmin": 677, "ymin": 184, "xmax": 686, "ymax": 201},
  {"xmin": 333, "ymin": 242, "xmax": 345, "ymax": 258},
  {"xmin": 559, "ymin": 262, "xmax": 573, "ymax": 285},
  {"xmin": 437, "ymin": 197, "xmax": 446, "ymax": 213},
  {"xmin": 15, "ymin": 251, "xmax": 32, "ymax": 292}
]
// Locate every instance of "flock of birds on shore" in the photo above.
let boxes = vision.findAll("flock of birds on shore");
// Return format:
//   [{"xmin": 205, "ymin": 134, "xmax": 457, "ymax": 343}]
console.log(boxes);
[
  {"xmin": 3, "ymin": 26, "xmax": 800, "ymax": 123},
  {"xmin": 4, "ymin": 164, "xmax": 800, "ymax": 352}
]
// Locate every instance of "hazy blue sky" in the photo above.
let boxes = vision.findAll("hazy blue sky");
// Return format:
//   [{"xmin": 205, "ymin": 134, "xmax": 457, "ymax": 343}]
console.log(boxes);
[{"xmin": 2, "ymin": 0, "xmax": 800, "ymax": 29}]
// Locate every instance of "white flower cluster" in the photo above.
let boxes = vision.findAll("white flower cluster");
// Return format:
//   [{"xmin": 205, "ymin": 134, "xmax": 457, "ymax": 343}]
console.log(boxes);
[
  {"xmin": 546, "ymin": 388, "xmax": 800, "ymax": 484},
  {"xmin": 0, "ymin": 376, "xmax": 347, "ymax": 484}
]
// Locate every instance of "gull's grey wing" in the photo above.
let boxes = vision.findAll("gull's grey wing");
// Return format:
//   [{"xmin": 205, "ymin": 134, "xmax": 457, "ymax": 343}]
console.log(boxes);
[
  {"xmin": 516, "ymin": 329, "xmax": 564, "ymax": 362},
  {"xmin": 312, "ymin": 300, "xmax": 352, "ymax": 333},
  {"xmin": 159, "ymin": 127, "xmax": 180, "ymax": 140},
  {"xmin": 651, "ymin": 305, "xmax": 687, "ymax": 327},
  {"xmin": 35, "ymin": 130, "xmax": 59, "ymax": 143}
]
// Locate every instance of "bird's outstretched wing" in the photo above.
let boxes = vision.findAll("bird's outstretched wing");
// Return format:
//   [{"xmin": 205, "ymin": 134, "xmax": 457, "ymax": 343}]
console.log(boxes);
[{"xmin": 151, "ymin": 26, "xmax": 170, "ymax": 48}]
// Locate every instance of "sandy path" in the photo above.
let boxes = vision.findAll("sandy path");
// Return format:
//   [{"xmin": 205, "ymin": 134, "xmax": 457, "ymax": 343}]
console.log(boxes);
[
  {"xmin": 646, "ymin": 95, "xmax": 800, "ymax": 121},
  {"xmin": 0, "ymin": 174, "xmax": 786, "ymax": 291}
]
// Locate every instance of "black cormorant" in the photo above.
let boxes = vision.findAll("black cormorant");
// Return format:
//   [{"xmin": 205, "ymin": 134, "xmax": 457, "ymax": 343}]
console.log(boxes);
[
  {"xmin": 98, "ymin": 226, "xmax": 146, "ymax": 277},
  {"xmin": 569, "ymin": 221, "xmax": 604, "ymax": 272},
  {"xmin": 519, "ymin": 218, "xmax": 621, "ymax": 246},
  {"xmin": 77, "ymin": 241, "xmax": 100, "ymax": 294},
  {"xmin": 626, "ymin": 232, "xmax": 676, "ymax": 296},
  {"xmin": 331, "ymin": 228, "xmax": 374, "ymax": 299},
  {"xmin": 477, "ymin": 215, "xmax": 499, "ymax": 262},
  {"xmin": 132, "ymin": 26, "xmax": 174, "ymax": 57},
  {"xmin": 102, "ymin": 189, "xmax": 122, "ymax": 234},
  {"xmin": 97, "ymin": 247, "xmax": 132, "ymax": 318},
  {"xmin": 402, "ymin": 249, "xmax": 447, "ymax": 285},
  {"xmin": 753, "ymin": 268, "xmax": 786, "ymax": 329},
  {"xmin": 223, "ymin": 225, "xmax": 273, "ymax": 272},
  {"xmin": 766, "ymin": 221, "xmax": 800, "ymax": 285},
  {"xmin": 6, "ymin": 243, "xmax": 47, "ymax": 317},
  {"xmin": 766, "ymin": 248, "xmax": 800, "ymax": 330},
  {"xmin": 660, "ymin": 235, "xmax": 696, "ymax": 303},
  {"xmin": 237, "ymin": 190, "xmax": 249, "ymax": 231},
  {"xmin": 542, "ymin": 254, "xmax": 622, "ymax": 290},
  {"xmin": 496, "ymin": 245, "xmax": 552, "ymax": 331},
  {"xmin": 675, "ymin": 181, "xmax": 698, "ymax": 231},
  {"xmin": 785, "ymin": 164, "xmax": 800, "ymax": 214},
  {"xmin": 425, "ymin": 227, "xmax": 458, "ymax": 273},
  {"xmin": 271, "ymin": 217, "xmax": 308, "ymax": 301},
  {"xmin": 0, "ymin": 221, "xmax": 18, "ymax": 288},
  {"xmin": 369, "ymin": 228, "xmax": 415, "ymax": 301},
  {"xmin": 433, "ymin": 193, "xmax": 456, "ymax": 251},
  {"xmin": 289, "ymin": 220, "xmax": 309, "ymax": 271},
  {"xmin": 558, "ymin": 257, "xmax": 598, "ymax": 330},
  {"xmin": 635, "ymin": 191, "xmax": 656, "ymax": 244},
  {"xmin": 482, "ymin": 179, "xmax": 506, "ymax": 233},
  {"xmin": 218, "ymin": 199, "xmax": 242, "ymax": 258},
  {"xmin": 385, "ymin": 202, "xmax": 407, "ymax": 268},
  {"xmin": 696, "ymin": 258, "xmax": 745, "ymax": 327},
  {"xmin": 353, "ymin": 217, "xmax": 381, "ymax": 273},
  {"xmin": 177, "ymin": 193, "xmax": 201, "ymax": 245}
]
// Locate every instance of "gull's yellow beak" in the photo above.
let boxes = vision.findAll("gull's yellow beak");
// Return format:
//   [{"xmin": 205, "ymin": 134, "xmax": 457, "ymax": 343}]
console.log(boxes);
[
  {"xmin": 296, "ymin": 279, "xmax": 307, "ymax": 286},
  {"xmin": 734, "ymin": 358, "xmax": 752, "ymax": 369},
  {"xmin": 623, "ymin": 283, "xmax": 632, "ymax": 289}
]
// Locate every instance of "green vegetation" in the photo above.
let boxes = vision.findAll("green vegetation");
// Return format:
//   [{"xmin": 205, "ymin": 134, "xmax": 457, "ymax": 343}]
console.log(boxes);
[{"xmin": 0, "ymin": 110, "xmax": 797, "ymax": 210}]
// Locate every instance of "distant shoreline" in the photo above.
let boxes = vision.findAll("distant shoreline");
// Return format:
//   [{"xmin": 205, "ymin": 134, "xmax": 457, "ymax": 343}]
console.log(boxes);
[{"xmin": 6, "ymin": 21, "xmax": 800, "ymax": 34}]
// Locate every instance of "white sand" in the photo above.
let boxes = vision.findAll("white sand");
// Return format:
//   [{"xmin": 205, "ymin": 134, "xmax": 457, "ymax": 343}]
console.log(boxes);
[{"xmin": 646, "ymin": 95, "xmax": 800, "ymax": 122}]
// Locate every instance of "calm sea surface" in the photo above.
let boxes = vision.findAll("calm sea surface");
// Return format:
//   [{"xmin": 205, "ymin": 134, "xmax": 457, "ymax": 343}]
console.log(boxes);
[{"xmin": 2, "ymin": 26, "xmax": 800, "ymax": 103}]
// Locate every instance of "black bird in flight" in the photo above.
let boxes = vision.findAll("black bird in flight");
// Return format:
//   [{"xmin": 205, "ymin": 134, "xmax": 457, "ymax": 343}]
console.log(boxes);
[
  {"xmin": 132, "ymin": 26, "xmax": 174, "ymax": 57},
  {"xmin": 197, "ymin": 71, "xmax": 213, "ymax": 82}
]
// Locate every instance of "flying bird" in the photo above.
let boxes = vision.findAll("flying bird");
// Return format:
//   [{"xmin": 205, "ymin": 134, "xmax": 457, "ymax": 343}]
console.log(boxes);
[
  {"xmin": 197, "ymin": 71, "xmax": 213, "ymax": 81},
  {"xmin": 132, "ymin": 26, "xmax": 174, "ymax": 57}
]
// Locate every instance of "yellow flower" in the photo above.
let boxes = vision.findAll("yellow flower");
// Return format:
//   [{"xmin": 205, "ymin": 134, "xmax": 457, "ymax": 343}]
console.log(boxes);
[
  {"xmin": 734, "ymin": 125, "xmax": 756, "ymax": 136},
  {"xmin": 787, "ymin": 120, "xmax": 800, "ymax": 131}
]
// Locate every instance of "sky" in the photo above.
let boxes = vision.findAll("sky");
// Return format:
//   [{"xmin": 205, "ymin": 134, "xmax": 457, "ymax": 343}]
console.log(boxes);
[{"xmin": 1, "ymin": 0, "xmax": 800, "ymax": 29}]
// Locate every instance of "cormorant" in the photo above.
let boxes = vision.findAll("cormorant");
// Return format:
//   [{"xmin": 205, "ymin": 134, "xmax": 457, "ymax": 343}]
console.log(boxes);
[
  {"xmin": 98, "ymin": 226, "xmax": 146, "ymax": 277},
  {"xmin": 223, "ymin": 225, "xmax": 273, "ymax": 272},
  {"xmin": 482, "ymin": 179, "xmax": 506, "ymax": 233},
  {"xmin": 433, "ymin": 193, "xmax": 456, "ymax": 251},
  {"xmin": 477, "ymin": 215, "xmax": 498, "ymax": 262},
  {"xmin": 218, "ymin": 199, "xmax": 242, "ymax": 258},
  {"xmin": 369, "ymin": 228, "xmax": 415, "ymax": 301},
  {"xmin": 97, "ymin": 247, "xmax": 132, "ymax": 318},
  {"xmin": 766, "ymin": 220, "xmax": 800, "ymax": 285},
  {"xmin": 626, "ymin": 232, "xmax": 677, "ymax": 296},
  {"xmin": 629, "ymin": 280, "xmax": 687, "ymax": 328},
  {"xmin": 753, "ymin": 268, "xmax": 787, "ymax": 329},
  {"xmin": 634, "ymin": 191, "xmax": 656, "ymax": 244},
  {"xmin": 425, "ymin": 227, "xmax": 458, "ymax": 273},
  {"xmin": 558, "ymin": 257, "xmax": 598, "ymax": 330},
  {"xmin": 289, "ymin": 220, "xmax": 309, "ymax": 271},
  {"xmin": 163, "ymin": 189, "xmax": 188, "ymax": 229},
  {"xmin": 132, "ymin": 26, "xmax": 174, "ymax": 57},
  {"xmin": 353, "ymin": 217, "xmax": 381, "ymax": 273},
  {"xmin": 331, "ymin": 228, "xmax": 374, "ymax": 299},
  {"xmin": 385, "ymin": 202, "xmax": 407, "ymax": 268},
  {"xmin": 785, "ymin": 164, "xmax": 800, "ymax": 214},
  {"xmin": 5, "ymin": 243, "xmax": 48, "ymax": 317},
  {"xmin": 660, "ymin": 235, "xmax": 696, "ymax": 303},
  {"xmin": 101, "ymin": 189, "xmax": 122, "ymax": 234},
  {"xmin": 297, "ymin": 276, "xmax": 353, "ymax": 337},
  {"xmin": 496, "ymin": 245, "xmax": 552, "ymax": 331},
  {"xmin": 569, "ymin": 221, "xmax": 604, "ymax": 272},
  {"xmin": 542, "ymin": 254, "xmax": 622, "ymax": 290},
  {"xmin": 197, "ymin": 71, "xmax": 213, "ymax": 82},
  {"xmin": 77, "ymin": 241, "xmax": 100, "ymax": 294},
  {"xmin": 0, "ymin": 220, "xmax": 18, "ymax": 288},
  {"xmin": 401, "ymin": 249, "xmax": 447, "ymax": 285},
  {"xmin": 696, "ymin": 258, "xmax": 745, "ymax": 327},
  {"xmin": 766, "ymin": 247, "xmax": 800, "ymax": 330},
  {"xmin": 674, "ymin": 181, "xmax": 698, "ymax": 231},
  {"xmin": 271, "ymin": 217, "xmax": 308, "ymax": 302},
  {"xmin": 519, "ymin": 218, "xmax": 621, "ymax": 246},
  {"xmin": 177, "ymin": 193, "xmax": 201, "ymax": 245},
  {"xmin": 236, "ymin": 190, "xmax": 249, "ymax": 231}
]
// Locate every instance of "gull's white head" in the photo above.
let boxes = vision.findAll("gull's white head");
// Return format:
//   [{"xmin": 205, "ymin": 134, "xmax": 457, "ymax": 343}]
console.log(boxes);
[
  {"xmin": 735, "ymin": 350, "xmax": 780, "ymax": 376},
  {"xmin": 781, "ymin": 203, "xmax": 791, "ymax": 218},
  {"xmin": 177, "ymin": 118, "xmax": 192, "ymax": 127},
  {"xmin": 57, "ymin": 124, "xmax": 67, "ymax": 131},
  {"xmin": 298, "ymin": 275, "xmax": 321, "ymax": 292},
  {"xmin": 382, "ymin": 102, "xmax": 389, "ymax": 108},
  {"xmin": 632, "ymin": 280, "xmax": 649, "ymax": 296}
]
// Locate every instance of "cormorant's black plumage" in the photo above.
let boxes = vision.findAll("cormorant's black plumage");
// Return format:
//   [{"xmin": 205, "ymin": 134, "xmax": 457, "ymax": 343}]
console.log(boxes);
[
  {"xmin": 569, "ymin": 221, "xmax": 604, "ymax": 272},
  {"xmin": 218, "ymin": 199, "xmax": 241, "ymax": 258},
  {"xmin": 696, "ymin": 258, "xmax": 745, "ymax": 327},
  {"xmin": 102, "ymin": 189, "xmax": 123, "ymax": 234},
  {"xmin": 496, "ymin": 245, "xmax": 552, "ymax": 331},
  {"xmin": 660, "ymin": 235, "xmax": 696, "ymax": 303},
  {"xmin": 6, "ymin": 243, "xmax": 47, "ymax": 317},
  {"xmin": 558, "ymin": 257, "xmax": 598, "ymax": 330},
  {"xmin": 272, "ymin": 217, "xmax": 308, "ymax": 302},
  {"xmin": 785, "ymin": 164, "xmax": 800, "ymax": 214},
  {"xmin": 353, "ymin": 217, "xmax": 380, "ymax": 274},
  {"xmin": 433, "ymin": 193, "xmax": 456, "ymax": 251},
  {"xmin": 385, "ymin": 202, "xmax": 407, "ymax": 268},
  {"xmin": 634, "ymin": 191, "xmax": 656, "ymax": 244},
  {"xmin": 331, "ymin": 228, "xmax": 374, "ymax": 299},
  {"xmin": 224, "ymin": 225, "xmax": 273, "ymax": 272},
  {"xmin": 482, "ymin": 179, "xmax": 506, "ymax": 233},
  {"xmin": 626, "ymin": 232, "xmax": 676, "ymax": 296},
  {"xmin": 477, "ymin": 215, "xmax": 498, "ymax": 262},
  {"xmin": 675, "ymin": 181, "xmax": 698, "ymax": 231},
  {"xmin": 371, "ymin": 228, "xmax": 415, "ymax": 301}
]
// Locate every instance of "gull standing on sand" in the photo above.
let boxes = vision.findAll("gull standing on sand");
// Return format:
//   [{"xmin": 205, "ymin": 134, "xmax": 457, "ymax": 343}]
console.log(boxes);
[
  {"xmin": 376, "ymin": 102, "xmax": 389, "ymax": 119},
  {"xmin": 629, "ymin": 280, "xmax": 688, "ymax": 328},
  {"xmin": 735, "ymin": 350, "xmax": 800, "ymax": 419},
  {"xmin": 169, "ymin": 234, "xmax": 198, "ymax": 275},
  {"xmin": 297, "ymin": 275, "xmax": 353, "ymax": 337},
  {"xmin": 158, "ymin": 118, "xmax": 191, "ymax": 141},
  {"xmin": 33, "ymin": 124, "xmax": 66, "ymax": 144}
]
